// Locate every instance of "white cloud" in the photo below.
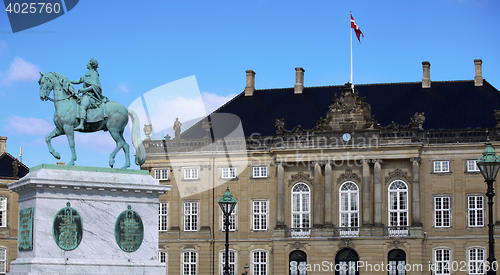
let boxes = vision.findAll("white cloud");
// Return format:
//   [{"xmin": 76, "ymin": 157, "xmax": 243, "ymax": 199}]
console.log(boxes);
[
  {"xmin": 2, "ymin": 57, "xmax": 40, "ymax": 85},
  {"xmin": 74, "ymin": 131, "xmax": 116, "ymax": 154},
  {"xmin": 118, "ymin": 82, "xmax": 130, "ymax": 94},
  {"xmin": 5, "ymin": 116, "xmax": 53, "ymax": 136},
  {"xmin": 201, "ymin": 91, "xmax": 236, "ymax": 114}
]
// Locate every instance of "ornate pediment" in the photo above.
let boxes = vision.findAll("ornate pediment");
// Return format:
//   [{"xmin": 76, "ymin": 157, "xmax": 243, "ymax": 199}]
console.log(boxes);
[
  {"xmin": 288, "ymin": 172, "xmax": 313, "ymax": 187},
  {"xmin": 337, "ymin": 238, "xmax": 355, "ymax": 249},
  {"xmin": 385, "ymin": 169, "xmax": 411, "ymax": 185},
  {"xmin": 288, "ymin": 241, "xmax": 307, "ymax": 250},
  {"xmin": 336, "ymin": 169, "xmax": 361, "ymax": 185},
  {"xmin": 387, "ymin": 240, "xmax": 406, "ymax": 249}
]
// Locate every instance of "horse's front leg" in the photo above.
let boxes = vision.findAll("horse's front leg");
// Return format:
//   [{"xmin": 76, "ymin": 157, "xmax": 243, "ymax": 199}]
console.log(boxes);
[
  {"xmin": 63, "ymin": 125, "xmax": 77, "ymax": 166},
  {"xmin": 46, "ymin": 127, "xmax": 64, "ymax": 160}
]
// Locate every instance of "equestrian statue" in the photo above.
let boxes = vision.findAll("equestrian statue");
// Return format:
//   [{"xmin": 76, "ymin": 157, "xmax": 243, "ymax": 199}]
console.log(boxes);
[{"xmin": 38, "ymin": 58, "xmax": 145, "ymax": 169}]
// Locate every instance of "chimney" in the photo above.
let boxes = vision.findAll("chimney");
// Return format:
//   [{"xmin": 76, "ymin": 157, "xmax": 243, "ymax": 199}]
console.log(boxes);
[
  {"xmin": 474, "ymin": 59, "xmax": 483, "ymax": 86},
  {"xmin": 294, "ymin": 67, "xmax": 305, "ymax": 94},
  {"xmin": 422, "ymin": 61, "xmax": 431, "ymax": 88},
  {"xmin": 0, "ymin": 136, "xmax": 6, "ymax": 155},
  {"xmin": 244, "ymin": 70, "xmax": 256, "ymax": 96}
]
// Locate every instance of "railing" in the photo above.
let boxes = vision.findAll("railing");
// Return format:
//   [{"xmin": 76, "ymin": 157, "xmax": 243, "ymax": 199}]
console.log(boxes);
[
  {"xmin": 385, "ymin": 226, "xmax": 409, "ymax": 237},
  {"xmin": 336, "ymin": 227, "xmax": 360, "ymax": 237},
  {"xmin": 285, "ymin": 228, "xmax": 311, "ymax": 238},
  {"xmin": 145, "ymin": 128, "xmax": 500, "ymax": 154}
]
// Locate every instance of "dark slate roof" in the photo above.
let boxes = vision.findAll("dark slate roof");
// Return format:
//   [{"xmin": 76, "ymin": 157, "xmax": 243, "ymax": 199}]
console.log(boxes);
[
  {"xmin": 0, "ymin": 153, "xmax": 29, "ymax": 178},
  {"xmin": 182, "ymin": 80, "xmax": 500, "ymax": 138}
]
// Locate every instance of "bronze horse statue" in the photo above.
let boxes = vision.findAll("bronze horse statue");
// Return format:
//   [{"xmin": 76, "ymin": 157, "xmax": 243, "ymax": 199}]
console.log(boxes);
[{"xmin": 39, "ymin": 71, "xmax": 145, "ymax": 169}]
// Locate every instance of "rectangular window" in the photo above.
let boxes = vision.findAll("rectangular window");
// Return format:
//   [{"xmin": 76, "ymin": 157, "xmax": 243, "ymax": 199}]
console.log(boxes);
[
  {"xmin": 184, "ymin": 202, "xmax": 198, "ymax": 231},
  {"xmin": 468, "ymin": 248, "xmax": 485, "ymax": 274},
  {"xmin": 221, "ymin": 250, "xmax": 236, "ymax": 275},
  {"xmin": 221, "ymin": 205, "xmax": 237, "ymax": 232},
  {"xmin": 154, "ymin": 169, "xmax": 169, "ymax": 180},
  {"xmin": 252, "ymin": 166, "xmax": 268, "ymax": 178},
  {"xmin": 222, "ymin": 167, "xmax": 236, "ymax": 179},
  {"xmin": 159, "ymin": 251, "xmax": 167, "ymax": 264},
  {"xmin": 435, "ymin": 249, "xmax": 451, "ymax": 275},
  {"xmin": 184, "ymin": 168, "xmax": 199, "ymax": 180},
  {"xmin": 183, "ymin": 251, "xmax": 197, "ymax": 275},
  {"xmin": 0, "ymin": 248, "xmax": 5, "ymax": 274},
  {"xmin": 0, "ymin": 197, "xmax": 6, "ymax": 228},
  {"xmin": 434, "ymin": 161, "xmax": 450, "ymax": 173},
  {"xmin": 252, "ymin": 251, "xmax": 267, "ymax": 275},
  {"xmin": 159, "ymin": 202, "xmax": 168, "ymax": 232},
  {"xmin": 467, "ymin": 160, "xmax": 480, "ymax": 172},
  {"xmin": 468, "ymin": 196, "xmax": 484, "ymax": 227},
  {"xmin": 435, "ymin": 197, "xmax": 451, "ymax": 227},
  {"xmin": 253, "ymin": 201, "xmax": 268, "ymax": 231}
]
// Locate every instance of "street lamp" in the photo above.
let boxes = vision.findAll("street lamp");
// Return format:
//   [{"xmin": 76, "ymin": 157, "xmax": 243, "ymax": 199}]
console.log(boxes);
[
  {"xmin": 477, "ymin": 143, "xmax": 500, "ymax": 275},
  {"xmin": 218, "ymin": 186, "xmax": 237, "ymax": 275}
]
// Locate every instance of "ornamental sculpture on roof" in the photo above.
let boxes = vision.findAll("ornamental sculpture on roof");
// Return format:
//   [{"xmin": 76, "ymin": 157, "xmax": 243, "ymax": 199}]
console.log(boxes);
[{"xmin": 38, "ymin": 58, "xmax": 145, "ymax": 169}]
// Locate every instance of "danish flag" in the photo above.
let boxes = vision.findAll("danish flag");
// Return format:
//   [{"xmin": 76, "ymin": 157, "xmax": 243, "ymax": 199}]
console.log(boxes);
[{"xmin": 351, "ymin": 13, "xmax": 364, "ymax": 42}]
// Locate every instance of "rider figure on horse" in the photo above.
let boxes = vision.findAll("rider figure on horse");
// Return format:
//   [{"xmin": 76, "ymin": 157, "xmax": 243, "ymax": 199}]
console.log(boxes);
[{"xmin": 71, "ymin": 58, "xmax": 109, "ymax": 131}]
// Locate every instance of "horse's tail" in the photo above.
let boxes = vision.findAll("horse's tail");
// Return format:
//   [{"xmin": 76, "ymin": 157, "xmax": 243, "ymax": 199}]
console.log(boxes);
[{"xmin": 128, "ymin": 109, "xmax": 146, "ymax": 166}]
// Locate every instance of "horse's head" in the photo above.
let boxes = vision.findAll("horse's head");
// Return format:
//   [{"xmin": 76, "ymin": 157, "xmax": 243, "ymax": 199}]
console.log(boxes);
[{"xmin": 39, "ymin": 72, "xmax": 53, "ymax": 101}]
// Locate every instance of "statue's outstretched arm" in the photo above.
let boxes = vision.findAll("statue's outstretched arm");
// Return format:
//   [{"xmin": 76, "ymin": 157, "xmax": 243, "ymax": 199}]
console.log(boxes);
[{"xmin": 71, "ymin": 78, "xmax": 83, "ymax": 84}]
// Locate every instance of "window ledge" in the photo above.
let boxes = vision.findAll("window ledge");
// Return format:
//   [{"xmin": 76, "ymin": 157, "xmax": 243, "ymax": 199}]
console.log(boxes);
[
  {"xmin": 181, "ymin": 178, "xmax": 201, "ymax": 182},
  {"xmin": 220, "ymin": 177, "xmax": 239, "ymax": 181},
  {"xmin": 431, "ymin": 172, "xmax": 452, "ymax": 175},
  {"xmin": 250, "ymin": 177, "xmax": 270, "ymax": 180}
]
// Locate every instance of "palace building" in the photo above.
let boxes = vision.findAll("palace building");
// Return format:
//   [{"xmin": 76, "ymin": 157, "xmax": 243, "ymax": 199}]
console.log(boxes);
[
  {"xmin": 142, "ymin": 59, "xmax": 500, "ymax": 274},
  {"xmin": 0, "ymin": 136, "xmax": 28, "ymax": 275}
]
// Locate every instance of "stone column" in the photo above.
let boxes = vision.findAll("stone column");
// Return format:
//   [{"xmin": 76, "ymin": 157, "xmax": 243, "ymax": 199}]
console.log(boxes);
[
  {"xmin": 313, "ymin": 163, "xmax": 323, "ymax": 227},
  {"xmin": 373, "ymin": 159, "xmax": 383, "ymax": 226},
  {"xmin": 362, "ymin": 159, "xmax": 371, "ymax": 225},
  {"xmin": 276, "ymin": 164, "xmax": 285, "ymax": 229},
  {"xmin": 411, "ymin": 157, "xmax": 422, "ymax": 227},
  {"xmin": 324, "ymin": 163, "xmax": 333, "ymax": 226}
]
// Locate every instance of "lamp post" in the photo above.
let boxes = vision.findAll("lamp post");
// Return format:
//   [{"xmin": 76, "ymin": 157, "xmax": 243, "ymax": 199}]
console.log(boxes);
[
  {"xmin": 477, "ymin": 143, "xmax": 500, "ymax": 275},
  {"xmin": 218, "ymin": 186, "xmax": 237, "ymax": 275}
]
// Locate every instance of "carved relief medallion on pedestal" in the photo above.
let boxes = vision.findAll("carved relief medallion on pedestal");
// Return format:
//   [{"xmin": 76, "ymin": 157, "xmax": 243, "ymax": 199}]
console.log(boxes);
[
  {"xmin": 115, "ymin": 205, "xmax": 144, "ymax": 252},
  {"xmin": 53, "ymin": 202, "xmax": 83, "ymax": 251}
]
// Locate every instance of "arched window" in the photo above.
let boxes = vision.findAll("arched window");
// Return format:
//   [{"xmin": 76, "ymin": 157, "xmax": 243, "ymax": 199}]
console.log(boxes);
[
  {"xmin": 0, "ymin": 247, "xmax": 6, "ymax": 274},
  {"xmin": 291, "ymin": 183, "xmax": 311, "ymax": 237},
  {"xmin": 339, "ymin": 181, "xmax": 359, "ymax": 237},
  {"xmin": 388, "ymin": 180, "xmax": 409, "ymax": 236},
  {"xmin": 388, "ymin": 249, "xmax": 406, "ymax": 275},
  {"xmin": 289, "ymin": 250, "xmax": 307, "ymax": 275},
  {"xmin": 335, "ymin": 248, "xmax": 359, "ymax": 275},
  {"xmin": 252, "ymin": 250, "xmax": 268, "ymax": 275},
  {"xmin": 220, "ymin": 250, "xmax": 237, "ymax": 275},
  {"xmin": 182, "ymin": 250, "xmax": 197, "ymax": 275}
]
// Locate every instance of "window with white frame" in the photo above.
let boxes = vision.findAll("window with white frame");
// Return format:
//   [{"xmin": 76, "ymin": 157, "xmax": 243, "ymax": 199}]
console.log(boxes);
[
  {"xmin": 222, "ymin": 167, "xmax": 236, "ymax": 179},
  {"xmin": 468, "ymin": 248, "xmax": 485, "ymax": 275},
  {"xmin": 252, "ymin": 166, "xmax": 268, "ymax": 178},
  {"xmin": 435, "ymin": 197, "xmax": 451, "ymax": 227},
  {"xmin": 183, "ymin": 168, "xmax": 199, "ymax": 180},
  {"xmin": 468, "ymin": 196, "xmax": 484, "ymax": 227},
  {"xmin": 183, "ymin": 251, "xmax": 197, "ymax": 275},
  {"xmin": 388, "ymin": 180, "xmax": 408, "ymax": 228},
  {"xmin": 434, "ymin": 161, "xmax": 450, "ymax": 173},
  {"xmin": 154, "ymin": 168, "xmax": 169, "ymax": 180},
  {"xmin": 435, "ymin": 248, "xmax": 451, "ymax": 275},
  {"xmin": 159, "ymin": 250, "xmax": 167, "ymax": 264},
  {"xmin": 253, "ymin": 200, "xmax": 268, "ymax": 231},
  {"xmin": 159, "ymin": 202, "xmax": 168, "ymax": 232},
  {"xmin": 184, "ymin": 202, "xmax": 198, "ymax": 231},
  {"xmin": 252, "ymin": 250, "xmax": 268, "ymax": 275},
  {"xmin": 339, "ymin": 181, "xmax": 359, "ymax": 229},
  {"xmin": 0, "ymin": 247, "xmax": 5, "ymax": 274},
  {"xmin": 220, "ymin": 250, "xmax": 236, "ymax": 275},
  {"xmin": 221, "ymin": 205, "xmax": 237, "ymax": 231},
  {"xmin": 0, "ymin": 197, "xmax": 6, "ymax": 228},
  {"xmin": 467, "ymin": 160, "xmax": 480, "ymax": 172},
  {"xmin": 291, "ymin": 183, "xmax": 310, "ymax": 229}
]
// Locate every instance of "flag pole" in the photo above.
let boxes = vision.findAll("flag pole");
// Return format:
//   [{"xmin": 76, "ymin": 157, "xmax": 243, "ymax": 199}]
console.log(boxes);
[{"xmin": 350, "ymin": 11, "xmax": 354, "ymax": 92}]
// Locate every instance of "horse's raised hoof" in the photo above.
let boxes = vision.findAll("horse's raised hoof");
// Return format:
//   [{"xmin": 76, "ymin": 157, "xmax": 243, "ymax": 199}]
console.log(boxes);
[
  {"xmin": 109, "ymin": 159, "xmax": 115, "ymax": 168},
  {"xmin": 52, "ymin": 152, "xmax": 61, "ymax": 160}
]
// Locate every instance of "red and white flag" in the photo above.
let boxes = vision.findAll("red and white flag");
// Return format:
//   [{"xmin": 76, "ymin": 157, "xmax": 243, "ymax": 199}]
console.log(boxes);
[{"xmin": 351, "ymin": 13, "xmax": 364, "ymax": 42}]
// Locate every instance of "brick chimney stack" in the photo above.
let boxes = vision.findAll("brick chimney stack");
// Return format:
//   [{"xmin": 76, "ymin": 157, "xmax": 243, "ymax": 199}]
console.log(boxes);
[
  {"xmin": 474, "ymin": 59, "xmax": 483, "ymax": 86},
  {"xmin": 422, "ymin": 61, "xmax": 431, "ymax": 88},
  {"xmin": 0, "ymin": 136, "xmax": 6, "ymax": 155},
  {"xmin": 294, "ymin": 67, "xmax": 305, "ymax": 94},
  {"xmin": 244, "ymin": 70, "xmax": 256, "ymax": 96}
]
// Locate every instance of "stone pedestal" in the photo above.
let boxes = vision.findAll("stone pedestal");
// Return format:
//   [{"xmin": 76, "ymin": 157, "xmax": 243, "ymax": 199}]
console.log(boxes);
[{"xmin": 8, "ymin": 164, "xmax": 170, "ymax": 275}]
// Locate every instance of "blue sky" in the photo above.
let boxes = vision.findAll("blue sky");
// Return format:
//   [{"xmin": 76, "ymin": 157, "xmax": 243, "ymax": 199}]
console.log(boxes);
[{"xmin": 0, "ymin": 0, "xmax": 499, "ymax": 169}]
